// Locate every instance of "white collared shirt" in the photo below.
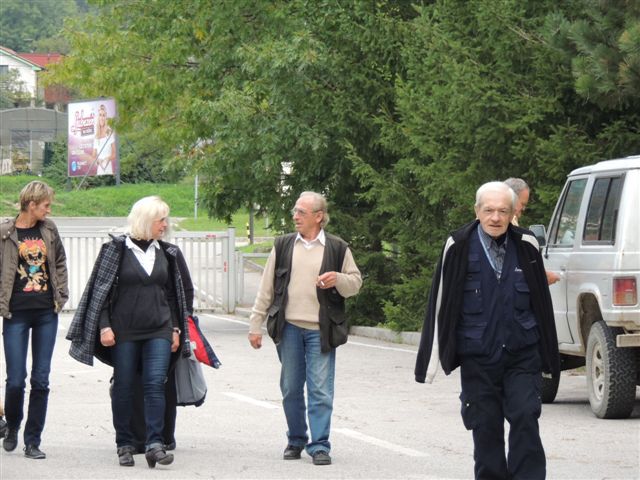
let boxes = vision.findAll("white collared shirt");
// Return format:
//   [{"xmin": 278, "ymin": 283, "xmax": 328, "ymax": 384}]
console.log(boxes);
[
  {"xmin": 125, "ymin": 236, "xmax": 160, "ymax": 275},
  {"xmin": 295, "ymin": 229, "xmax": 326, "ymax": 250}
]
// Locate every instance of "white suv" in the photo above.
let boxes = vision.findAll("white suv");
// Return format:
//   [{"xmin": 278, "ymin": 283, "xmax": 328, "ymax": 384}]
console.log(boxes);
[{"xmin": 532, "ymin": 155, "xmax": 639, "ymax": 418}]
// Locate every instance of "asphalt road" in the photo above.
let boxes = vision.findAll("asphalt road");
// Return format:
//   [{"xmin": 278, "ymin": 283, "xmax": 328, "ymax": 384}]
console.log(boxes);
[{"xmin": 0, "ymin": 312, "xmax": 638, "ymax": 479}]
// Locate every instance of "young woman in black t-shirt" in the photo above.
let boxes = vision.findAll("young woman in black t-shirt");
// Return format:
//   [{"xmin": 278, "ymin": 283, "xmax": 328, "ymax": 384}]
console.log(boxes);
[{"xmin": 0, "ymin": 181, "xmax": 68, "ymax": 459}]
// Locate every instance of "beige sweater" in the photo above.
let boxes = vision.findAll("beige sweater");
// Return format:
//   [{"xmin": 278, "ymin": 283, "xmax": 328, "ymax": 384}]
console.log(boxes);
[{"xmin": 249, "ymin": 237, "xmax": 362, "ymax": 334}]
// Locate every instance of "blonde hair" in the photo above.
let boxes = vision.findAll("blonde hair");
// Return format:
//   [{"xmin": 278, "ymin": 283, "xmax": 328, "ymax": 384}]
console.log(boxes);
[
  {"xmin": 127, "ymin": 196, "xmax": 170, "ymax": 239},
  {"xmin": 298, "ymin": 191, "xmax": 330, "ymax": 228},
  {"xmin": 96, "ymin": 104, "xmax": 113, "ymax": 139},
  {"xmin": 19, "ymin": 181, "xmax": 55, "ymax": 211}
]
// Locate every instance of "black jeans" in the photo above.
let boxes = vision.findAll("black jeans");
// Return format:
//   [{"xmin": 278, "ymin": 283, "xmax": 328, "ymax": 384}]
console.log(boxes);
[{"xmin": 459, "ymin": 346, "xmax": 545, "ymax": 480}]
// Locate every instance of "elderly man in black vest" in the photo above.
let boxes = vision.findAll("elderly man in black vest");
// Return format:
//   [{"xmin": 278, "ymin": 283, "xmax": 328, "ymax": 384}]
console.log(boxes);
[
  {"xmin": 248, "ymin": 191, "xmax": 362, "ymax": 466},
  {"xmin": 415, "ymin": 181, "xmax": 559, "ymax": 479}
]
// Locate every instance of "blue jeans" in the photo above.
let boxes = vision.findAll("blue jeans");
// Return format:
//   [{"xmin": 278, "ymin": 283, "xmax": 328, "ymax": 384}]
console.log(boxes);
[
  {"xmin": 111, "ymin": 338, "xmax": 171, "ymax": 451},
  {"xmin": 276, "ymin": 322, "xmax": 336, "ymax": 455},
  {"xmin": 2, "ymin": 308, "xmax": 58, "ymax": 447}
]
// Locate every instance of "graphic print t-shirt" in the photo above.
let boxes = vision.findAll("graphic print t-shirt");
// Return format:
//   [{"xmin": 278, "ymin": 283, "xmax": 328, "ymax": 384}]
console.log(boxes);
[{"xmin": 10, "ymin": 225, "xmax": 54, "ymax": 311}]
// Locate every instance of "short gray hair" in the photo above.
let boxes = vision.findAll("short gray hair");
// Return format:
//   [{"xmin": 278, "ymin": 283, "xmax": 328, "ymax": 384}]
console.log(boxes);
[
  {"xmin": 298, "ymin": 191, "xmax": 330, "ymax": 228},
  {"xmin": 503, "ymin": 177, "xmax": 529, "ymax": 196},
  {"xmin": 127, "ymin": 196, "xmax": 170, "ymax": 239},
  {"xmin": 475, "ymin": 181, "xmax": 517, "ymax": 210}
]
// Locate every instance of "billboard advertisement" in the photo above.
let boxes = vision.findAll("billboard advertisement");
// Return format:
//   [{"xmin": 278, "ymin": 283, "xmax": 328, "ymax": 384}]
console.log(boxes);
[{"xmin": 67, "ymin": 98, "xmax": 118, "ymax": 177}]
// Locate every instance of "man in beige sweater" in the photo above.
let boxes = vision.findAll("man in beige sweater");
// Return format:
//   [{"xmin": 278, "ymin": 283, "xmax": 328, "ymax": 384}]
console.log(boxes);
[{"xmin": 248, "ymin": 191, "xmax": 362, "ymax": 466}]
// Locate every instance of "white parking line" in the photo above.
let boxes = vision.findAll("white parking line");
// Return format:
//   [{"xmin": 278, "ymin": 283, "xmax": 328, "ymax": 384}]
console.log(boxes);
[
  {"xmin": 333, "ymin": 428, "xmax": 428, "ymax": 457},
  {"xmin": 222, "ymin": 392, "xmax": 279, "ymax": 409},
  {"xmin": 347, "ymin": 341, "xmax": 416, "ymax": 354},
  {"xmin": 203, "ymin": 314, "xmax": 251, "ymax": 326},
  {"xmin": 221, "ymin": 390, "xmax": 427, "ymax": 458}
]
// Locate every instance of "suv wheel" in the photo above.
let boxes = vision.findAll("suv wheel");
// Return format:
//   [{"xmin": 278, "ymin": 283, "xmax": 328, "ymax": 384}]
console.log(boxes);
[
  {"xmin": 586, "ymin": 321, "xmax": 636, "ymax": 419},
  {"xmin": 540, "ymin": 372, "xmax": 560, "ymax": 403}
]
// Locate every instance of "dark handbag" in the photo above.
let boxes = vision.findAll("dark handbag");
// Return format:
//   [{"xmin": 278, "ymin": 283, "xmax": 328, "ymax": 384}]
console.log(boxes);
[
  {"xmin": 328, "ymin": 314, "xmax": 349, "ymax": 348},
  {"xmin": 266, "ymin": 304, "xmax": 281, "ymax": 341},
  {"xmin": 327, "ymin": 289, "xmax": 349, "ymax": 348},
  {"xmin": 175, "ymin": 345, "xmax": 207, "ymax": 407}
]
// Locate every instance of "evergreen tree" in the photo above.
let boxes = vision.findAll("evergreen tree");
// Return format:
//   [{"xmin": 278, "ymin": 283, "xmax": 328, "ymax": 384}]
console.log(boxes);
[{"xmin": 545, "ymin": 0, "xmax": 640, "ymax": 109}]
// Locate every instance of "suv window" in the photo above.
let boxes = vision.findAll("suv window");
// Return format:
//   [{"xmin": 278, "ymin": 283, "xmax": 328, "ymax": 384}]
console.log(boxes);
[
  {"xmin": 549, "ymin": 178, "xmax": 587, "ymax": 246},
  {"xmin": 583, "ymin": 176, "xmax": 623, "ymax": 244}
]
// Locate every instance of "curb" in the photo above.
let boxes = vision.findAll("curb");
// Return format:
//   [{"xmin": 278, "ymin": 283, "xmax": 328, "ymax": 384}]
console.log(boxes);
[
  {"xmin": 234, "ymin": 307, "xmax": 419, "ymax": 347},
  {"xmin": 349, "ymin": 326, "xmax": 420, "ymax": 346}
]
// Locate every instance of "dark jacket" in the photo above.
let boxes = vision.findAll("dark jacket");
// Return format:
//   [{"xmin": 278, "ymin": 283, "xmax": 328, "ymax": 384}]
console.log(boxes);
[
  {"xmin": 66, "ymin": 234, "xmax": 194, "ymax": 366},
  {"xmin": 415, "ymin": 221, "xmax": 560, "ymax": 383}
]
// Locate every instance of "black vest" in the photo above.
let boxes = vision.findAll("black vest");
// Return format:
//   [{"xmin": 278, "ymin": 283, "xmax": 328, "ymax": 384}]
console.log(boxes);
[
  {"xmin": 457, "ymin": 227, "xmax": 539, "ymax": 361},
  {"xmin": 266, "ymin": 232, "xmax": 348, "ymax": 353}
]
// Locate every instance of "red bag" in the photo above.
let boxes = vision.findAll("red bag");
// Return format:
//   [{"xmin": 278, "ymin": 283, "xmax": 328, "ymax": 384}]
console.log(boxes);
[{"xmin": 186, "ymin": 315, "xmax": 221, "ymax": 368}]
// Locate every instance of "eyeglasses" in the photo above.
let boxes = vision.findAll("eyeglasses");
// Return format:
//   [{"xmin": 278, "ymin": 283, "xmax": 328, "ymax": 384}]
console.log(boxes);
[
  {"xmin": 480, "ymin": 208, "xmax": 512, "ymax": 218},
  {"xmin": 291, "ymin": 207, "xmax": 321, "ymax": 216}
]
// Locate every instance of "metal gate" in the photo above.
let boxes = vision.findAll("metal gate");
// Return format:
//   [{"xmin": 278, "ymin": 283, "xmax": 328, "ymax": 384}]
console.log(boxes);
[{"xmin": 61, "ymin": 228, "xmax": 237, "ymax": 313}]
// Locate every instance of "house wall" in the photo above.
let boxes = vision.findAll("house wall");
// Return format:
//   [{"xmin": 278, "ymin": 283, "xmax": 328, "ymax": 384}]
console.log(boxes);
[{"xmin": 0, "ymin": 52, "xmax": 38, "ymax": 100}]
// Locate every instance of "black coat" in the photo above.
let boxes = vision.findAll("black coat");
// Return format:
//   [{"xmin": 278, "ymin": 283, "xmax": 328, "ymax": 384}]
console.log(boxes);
[{"xmin": 415, "ymin": 221, "xmax": 560, "ymax": 383}]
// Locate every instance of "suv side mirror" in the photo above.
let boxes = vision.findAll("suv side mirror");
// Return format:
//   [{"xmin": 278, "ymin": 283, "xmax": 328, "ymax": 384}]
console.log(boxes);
[{"xmin": 528, "ymin": 224, "xmax": 547, "ymax": 247}]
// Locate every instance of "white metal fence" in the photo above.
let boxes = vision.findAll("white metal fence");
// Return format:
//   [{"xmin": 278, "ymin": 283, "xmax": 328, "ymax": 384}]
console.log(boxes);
[{"xmin": 61, "ymin": 228, "xmax": 237, "ymax": 313}]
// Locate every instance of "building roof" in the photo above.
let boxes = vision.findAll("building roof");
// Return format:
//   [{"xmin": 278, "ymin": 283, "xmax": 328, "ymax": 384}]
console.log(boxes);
[
  {"xmin": 0, "ymin": 45, "xmax": 42, "ymax": 71},
  {"xmin": 20, "ymin": 52, "xmax": 63, "ymax": 69}
]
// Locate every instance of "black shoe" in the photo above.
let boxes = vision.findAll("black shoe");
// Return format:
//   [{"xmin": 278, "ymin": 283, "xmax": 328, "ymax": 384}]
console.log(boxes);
[
  {"xmin": 283, "ymin": 444, "xmax": 303, "ymax": 460},
  {"xmin": 164, "ymin": 441, "xmax": 176, "ymax": 451},
  {"xmin": 3, "ymin": 428, "xmax": 18, "ymax": 452},
  {"xmin": 312, "ymin": 450, "xmax": 332, "ymax": 466},
  {"xmin": 0, "ymin": 417, "xmax": 7, "ymax": 439},
  {"xmin": 24, "ymin": 445, "xmax": 46, "ymax": 459},
  {"xmin": 145, "ymin": 446, "xmax": 173, "ymax": 468},
  {"xmin": 117, "ymin": 446, "xmax": 136, "ymax": 467}
]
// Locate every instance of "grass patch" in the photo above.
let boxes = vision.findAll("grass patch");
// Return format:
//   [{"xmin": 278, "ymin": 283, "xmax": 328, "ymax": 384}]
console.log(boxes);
[
  {"xmin": 0, "ymin": 175, "xmax": 274, "ymax": 235},
  {"xmin": 0, "ymin": 175, "xmax": 195, "ymax": 216},
  {"xmin": 238, "ymin": 241, "xmax": 273, "ymax": 267}
]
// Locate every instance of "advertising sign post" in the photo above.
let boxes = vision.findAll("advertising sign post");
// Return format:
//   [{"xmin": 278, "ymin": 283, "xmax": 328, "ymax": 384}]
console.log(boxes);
[{"xmin": 67, "ymin": 98, "xmax": 119, "ymax": 186}]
